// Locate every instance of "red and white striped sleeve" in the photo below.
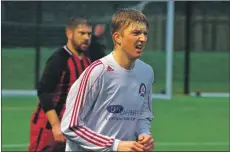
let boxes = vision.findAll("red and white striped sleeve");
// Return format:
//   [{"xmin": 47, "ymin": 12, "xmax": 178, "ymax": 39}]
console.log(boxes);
[{"xmin": 61, "ymin": 60, "xmax": 120, "ymax": 151}]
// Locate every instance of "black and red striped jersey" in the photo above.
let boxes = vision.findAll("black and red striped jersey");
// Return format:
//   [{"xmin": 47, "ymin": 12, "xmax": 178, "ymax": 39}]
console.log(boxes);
[{"xmin": 32, "ymin": 45, "xmax": 91, "ymax": 129}]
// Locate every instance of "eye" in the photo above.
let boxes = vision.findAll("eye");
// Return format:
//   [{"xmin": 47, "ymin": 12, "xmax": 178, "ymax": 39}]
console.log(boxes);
[
  {"xmin": 79, "ymin": 32, "xmax": 85, "ymax": 35},
  {"xmin": 132, "ymin": 31, "xmax": 141, "ymax": 36}
]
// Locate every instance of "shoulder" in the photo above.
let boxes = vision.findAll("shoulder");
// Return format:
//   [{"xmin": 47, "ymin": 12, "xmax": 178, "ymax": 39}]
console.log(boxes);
[
  {"xmin": 82, "ymin": 60, "xmax": 106, "ymax": 83},
  {"xmin": 135, "ymin": 59, "xmax": 154, "ymax": 83},
  {"xmin": 87, "ymin": 60, "xmax": 105, "ymax": 74},
  {"xmin": 50, "ymin": 47, "xmax": 71, "ymax": 61},
  {"xmin": 136, "ymin": 59, "xmax": 154, "ymax": 75},
  {"xmin": 46, "ymin": 47, "xmax": 71, "ymax": 66}
]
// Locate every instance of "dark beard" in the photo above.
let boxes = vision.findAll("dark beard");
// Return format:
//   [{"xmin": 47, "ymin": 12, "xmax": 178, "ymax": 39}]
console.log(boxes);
[{"xmin": 71, "ymin": 39, "xmax": 84, "ymax": 55}]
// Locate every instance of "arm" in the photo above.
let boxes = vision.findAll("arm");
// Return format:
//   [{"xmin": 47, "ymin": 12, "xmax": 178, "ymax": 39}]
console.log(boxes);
[
  {"xmin": 88, "ymin": 24, "xmax": 106, "ymax": 62},
  {"xmin": 37, "ymin": 51, "xmax": 68, "ymax": 141},
  {"xmin": 136, "ymin": 71, "xmax": 155, "ymax": 151},
  {"xmin": 46, "ymin": 110, "xmax": 61, "ymax": 128},
  {"xmin": 61, "ymin": 61, "xmax": 120, "ymax": 151},
  {"xmin": 136, "ymin": 71, "xmax": 154, "ymax": 136},
  {"xmin": 46, "ymin": 110, "xmax": 65, "ymax": 142}
]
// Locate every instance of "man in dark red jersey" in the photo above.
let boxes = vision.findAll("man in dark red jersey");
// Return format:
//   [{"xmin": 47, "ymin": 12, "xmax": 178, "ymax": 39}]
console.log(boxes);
[{"xmin": 28, "ymin": 16, "xmax": 105, "ymax": 152}]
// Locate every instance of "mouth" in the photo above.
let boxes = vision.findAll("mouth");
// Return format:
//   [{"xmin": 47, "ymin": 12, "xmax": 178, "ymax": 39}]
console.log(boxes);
[
  {"xmin": 135, "ymin": 44, "xmax": 144, "ymax": 52},
  {"xmin": 81, "ymin": 43, "xmax": 89, "ymax": 47},
  {"xmin": 80, "ymin": 43, "xmax": 89, "ymax": 51}
]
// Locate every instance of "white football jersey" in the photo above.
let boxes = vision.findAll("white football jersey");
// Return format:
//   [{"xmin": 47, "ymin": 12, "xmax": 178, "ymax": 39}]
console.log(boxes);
[{"xmin": 61, "ymin": 52, "xmax": 154, "ymax": 151}]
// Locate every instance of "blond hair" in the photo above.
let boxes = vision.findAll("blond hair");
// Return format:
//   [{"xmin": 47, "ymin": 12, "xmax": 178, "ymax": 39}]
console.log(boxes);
[{"xmin": 110, "ymin": 8, "xmax": 149, "ymax": 35}]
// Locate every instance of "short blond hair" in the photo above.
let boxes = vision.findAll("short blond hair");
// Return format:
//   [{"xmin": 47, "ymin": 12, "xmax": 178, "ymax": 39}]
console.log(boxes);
[{"xmin": 110, "ymin": 8, "xmax": 149, "ymax": 35}]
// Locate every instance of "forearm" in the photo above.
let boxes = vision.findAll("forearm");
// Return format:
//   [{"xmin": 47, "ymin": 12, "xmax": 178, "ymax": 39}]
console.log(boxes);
[
  {"xmin": 61, "ymin": 125, "xmax": 120, "ymax": 151},
  {"xmin": 136, "ymin": 119, "xmax": 151, "ymax": 136},
  {"xmin": 46, "ymin": 109, "xmax": 60, "ymax": 128}
]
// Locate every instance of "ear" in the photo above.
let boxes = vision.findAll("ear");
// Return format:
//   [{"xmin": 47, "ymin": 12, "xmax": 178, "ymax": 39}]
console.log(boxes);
[
  {"xmin": 66, "ymin": 27, "xmax": 73, "ymax": 40},
  {"xmin": 112, "ymin": 32, "xmax": 122, "ymax": 45}
]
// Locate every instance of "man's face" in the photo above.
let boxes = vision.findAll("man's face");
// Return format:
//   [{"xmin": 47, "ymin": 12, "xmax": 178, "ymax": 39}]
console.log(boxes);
[
  {"xmin": 119, "ymin": 23, "xmax": 148, "ymax": 60},
  {"xmin": 68, "ymin": 24, "xmax": 92, "ymax": 53}
]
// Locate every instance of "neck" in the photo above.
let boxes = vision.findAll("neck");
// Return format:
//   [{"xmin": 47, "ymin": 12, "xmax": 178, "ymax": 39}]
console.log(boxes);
[
  {"xmin": 112, "ymin": 48, "xmax": 135, "ymax": 70},
  {"xmin": 66, "ymin": 41, "xmax": 84, "ymax": 58}
]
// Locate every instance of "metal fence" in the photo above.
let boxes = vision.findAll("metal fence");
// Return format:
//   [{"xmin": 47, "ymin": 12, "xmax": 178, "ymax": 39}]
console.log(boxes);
[
  {"xmin": 1, "ymin": 1, "xmax": 229, "ymax": 93},
  {"xmin": 2, "ymin": 1, "xmax": 230, "ymax": 51}
]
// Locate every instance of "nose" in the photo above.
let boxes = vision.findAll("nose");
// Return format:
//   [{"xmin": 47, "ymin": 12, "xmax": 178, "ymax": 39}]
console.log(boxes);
[
  {"xmin": 84, "ymin": 34, "xmax": 90, "ymax": 41},
  {"xmin": 139, "ymin": 33, "xmax": 147, "ymax": 42}
]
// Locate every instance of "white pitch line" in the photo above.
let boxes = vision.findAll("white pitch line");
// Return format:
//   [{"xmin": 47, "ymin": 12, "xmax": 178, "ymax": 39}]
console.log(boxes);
[
  {"xmin": 2, "ymin": 144, "xmax": 28, "ymax": 148},
  {"xmin": 2, "ymin": 142, "xmax": 229, "ymax": 148},
  {"xmin": 156, "ymin": 142, "xmax": 230, "ymax": 146}
]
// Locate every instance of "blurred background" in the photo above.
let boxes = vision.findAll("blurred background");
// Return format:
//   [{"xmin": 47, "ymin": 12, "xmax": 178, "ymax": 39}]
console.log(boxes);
[
  {"xmin": 1, "ymin": 1, "xmax": 229, "ymax": 151},
  {"xmin": 2, "ymin": 1, "xmax": 230, "ymax": 94}
]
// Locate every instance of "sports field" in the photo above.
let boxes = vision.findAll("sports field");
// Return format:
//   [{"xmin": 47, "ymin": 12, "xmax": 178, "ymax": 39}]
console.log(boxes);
[
  {"xmin": 1, "ymin": 48, "xmax": 229, "ymax": 151},
  {"xmin": 2, "ymin": 48, "xmax": 229, "ymax": 93},
  {"xmin": 2, "ymin": 96, "xmax": 229, "ymax": 151}
]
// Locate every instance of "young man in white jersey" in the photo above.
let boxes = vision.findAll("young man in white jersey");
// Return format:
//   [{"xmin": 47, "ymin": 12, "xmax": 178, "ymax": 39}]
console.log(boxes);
[{"xmin": 61, "ymin": 8, "xmax": 154, "ymax": 151}]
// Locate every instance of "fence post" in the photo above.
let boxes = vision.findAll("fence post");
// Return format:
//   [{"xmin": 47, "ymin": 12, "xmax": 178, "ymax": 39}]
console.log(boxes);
[
  {"xmin": 184, "ymin": 1, "xmax": 192, "ymax": 95},
  {"xmin": 35, "ymin": 1, "xmax": 42, "ymax": 89}
]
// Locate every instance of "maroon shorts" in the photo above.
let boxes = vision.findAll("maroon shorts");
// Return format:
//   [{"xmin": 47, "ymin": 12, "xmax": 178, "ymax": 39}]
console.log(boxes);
[{"xmin": 28, "ymin": 111, "xmax": 65, "ymax": 152}]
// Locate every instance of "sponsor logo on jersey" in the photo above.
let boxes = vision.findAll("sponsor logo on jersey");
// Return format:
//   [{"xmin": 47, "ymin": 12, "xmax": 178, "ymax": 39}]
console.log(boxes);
[
  {"xmin": 106, "ymin": 105, "xmax": 141, "ymax": 121},
  {"xmin": 139, "ymin": 83, "xmax": 146, "ymax": 97},
  {"xmin": 107, "ymin": 105, "xmax": 124, "ymax": 113}
]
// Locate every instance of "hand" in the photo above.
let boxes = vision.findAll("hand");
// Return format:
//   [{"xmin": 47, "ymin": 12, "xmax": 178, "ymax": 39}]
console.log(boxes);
[
  {"xmin": 52, "ymin": 124, "xmax": 66, "ymax": 142},
  {"xmin": 94, "ymin": 24, "xmax": 106, "ymax": 37},
  {"xmin": 118, "ymin": 141, "xmax": 144, "ymax": 152},
  {"xmin": 138, "ymin": 134, "xmax": 154, "ymax": 151}
]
